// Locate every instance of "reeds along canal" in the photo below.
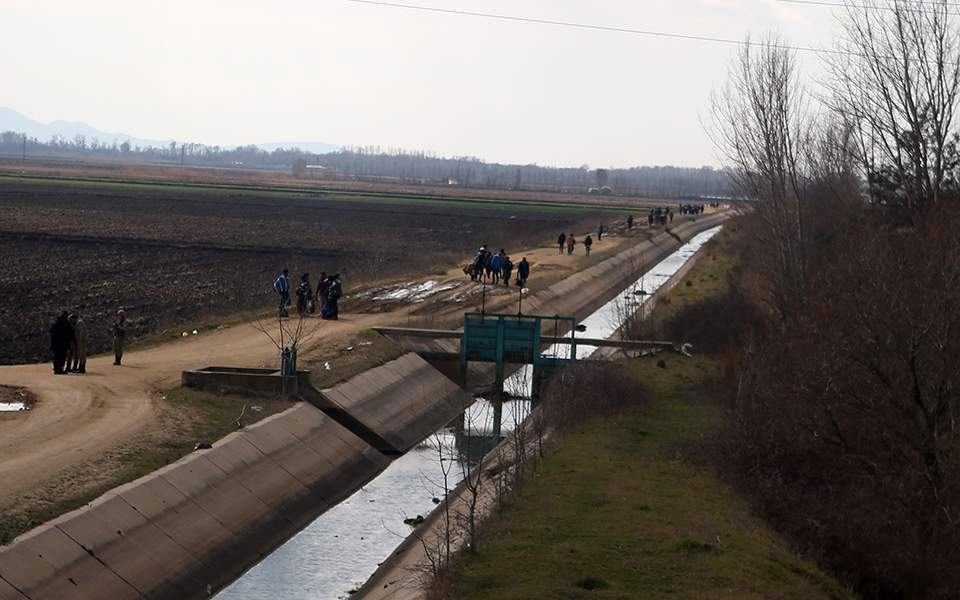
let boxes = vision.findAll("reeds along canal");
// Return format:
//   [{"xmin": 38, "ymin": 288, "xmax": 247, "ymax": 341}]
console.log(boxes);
[{"xmin": 214, "ymin": 225, "xmax": 723, "ymax": 600}]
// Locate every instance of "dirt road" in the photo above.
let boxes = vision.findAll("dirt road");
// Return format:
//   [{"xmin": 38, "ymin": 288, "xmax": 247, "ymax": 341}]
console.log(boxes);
[{"xmin": 0, "ymin": 224, "xmax": 655, "ymax": 512}]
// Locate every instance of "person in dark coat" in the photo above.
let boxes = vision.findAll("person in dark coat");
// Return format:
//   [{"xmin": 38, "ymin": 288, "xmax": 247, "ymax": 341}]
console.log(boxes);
[
  {"xmin": 112, "ymin": 309, "xmax": 127, "ymax": 366},
  {"xmin": 584, "ymin": 234, "xmax": 593, "ymax": 256},
  {"xmin": 627, "ymin": 214, "xmax": 634, "ymax": 230},
  {"xmin": 598, "ymin": 224, "xmax": 604, "ymax": 241},
  {"xmin": 315, "ymin": 271, "xmax": 329, "ymax": 314},
  {"xmin": 517, "ymin": 257, "xmax": 530, "ymax": 287},
  {"xmin": 322, "ymin": 274, "xmax": 343, "ymax": 320},
  {"xmin": 501, "ymin": 256, "xmax": 513, "ymax": 287},
  {"xmin": 50, "ymin": 311, "xmax": 73, "ymax": 375},
  {"xmin": 557, "ymin": 232, "xmax": 567, "ymax": 255},
  {"xmin": 295, "ymin": 273, "xmax": 312, "ymax": 316}
]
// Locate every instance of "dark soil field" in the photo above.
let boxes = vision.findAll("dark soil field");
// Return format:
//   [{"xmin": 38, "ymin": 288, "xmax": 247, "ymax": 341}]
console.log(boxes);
[{"xmin": 0, "ymin": 176, "xmax": 607, "ymax": 364}]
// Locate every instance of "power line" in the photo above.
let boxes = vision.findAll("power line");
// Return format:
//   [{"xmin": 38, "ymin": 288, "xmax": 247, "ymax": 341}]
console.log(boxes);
[
  {"xmin": 344, "ymin": 0, "xmax": 960, "ymax": 65},
  {"xmin": 344, "ymin": 0, "xmax": 847, "ymax": 57},
  {"xmin": 774, "ymin": 0, "xmax": 960, "ymax": 16}
]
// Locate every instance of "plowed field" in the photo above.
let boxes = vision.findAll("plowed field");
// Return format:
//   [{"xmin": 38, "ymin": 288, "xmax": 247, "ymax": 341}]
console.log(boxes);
[{"xmin": 0, "ymin": 176, "xmax": 605, "ymax": 363}]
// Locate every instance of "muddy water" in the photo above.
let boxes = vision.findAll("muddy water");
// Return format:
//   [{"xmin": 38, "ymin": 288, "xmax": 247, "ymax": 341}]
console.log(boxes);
[{"xmin": 215, "ymin": 226, "xmax": 722, "ymax": 600}]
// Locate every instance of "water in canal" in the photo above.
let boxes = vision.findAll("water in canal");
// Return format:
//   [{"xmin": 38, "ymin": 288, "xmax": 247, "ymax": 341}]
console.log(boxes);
[{"xmin": 216, "ymin": 226, "xmax": 722, "ymax": 600}]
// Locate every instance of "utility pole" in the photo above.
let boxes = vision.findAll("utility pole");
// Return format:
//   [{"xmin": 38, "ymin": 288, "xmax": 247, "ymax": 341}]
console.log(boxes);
[{"xmin": 21, "ymin": 132, "xmax": 26, "ymax": 163}]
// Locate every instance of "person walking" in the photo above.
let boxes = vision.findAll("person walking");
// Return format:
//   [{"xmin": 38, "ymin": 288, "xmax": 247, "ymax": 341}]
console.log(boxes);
[
  {"xmin": 71, "ymin": 313, "xmax": 88, "ymax": 374},
  {"xmin": 598, "ymin": 224, "xmax": 604, "ymax": 241},
  {"xmin": 274, "ymin": 269, "xmax": 291, "ymax": 317},
  {"xmin": 296, "ymin": 273, "xmax": 312, "ymax": 316},
  {"xmin": 627, "ymin": 214, "xmax": 634, "ymax": 230},
  {"xmin": 517, "ymin": 257, "xmax": 530, "ymax": 287},
  {"xmin": 112, "ymin": 309, "xmax": 127, "ymax": 366},
  {"xmin": 49, "ymin": 311, "xmax": 73, "ymax": 375},
  {"xmin": 557, "ymin": 232, "xmax": 567, "ymax": 255},
  {"xmin": 567, "ymin": 234, "xmax": 576, "ymax": 255},
  {"xmin": 584, "ymin": 234, "xmax": 593, "ymax": 256},
  {"xmin": 501, "ymin": 255, "xmax": 513, "ymax": 287}
]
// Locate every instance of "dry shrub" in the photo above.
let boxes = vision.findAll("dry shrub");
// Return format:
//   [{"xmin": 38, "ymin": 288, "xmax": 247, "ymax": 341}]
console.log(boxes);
[
  {"xmin": 714, "ymin": 205, "xmax": 960, "ymax": 599},
  {"xmin": 656, "ymin": 287, "xmax": 765, "ymax": 355},
  {"xmin": 539, "ymin": 362, "xmax": 649, "ymax": 433}
]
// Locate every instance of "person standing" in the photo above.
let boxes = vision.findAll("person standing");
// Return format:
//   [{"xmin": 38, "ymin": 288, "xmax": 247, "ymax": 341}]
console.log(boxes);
[
  {"xmin": 71, "ymin": 313, "xmax": 88, "ymax": 374},
  {"xmin": 315, "ymin": 271, "xmax": 329, "ymax": 315},
  {"xmin": 598, "ymin": 224, "xmax": 604, "ymax": 241},
  {"xmin": 517, "ymin": 257, "xmax": 530, "ymax": 287},
  {"xmin": 296, "ymin": 273, "xmax": 312, "ymax": 316},
  {"xmin": 567, "ymin": 234, "xmax": 576, "ymax": 255},
  {"xmin": 65, "ymin": 315, "xmax": 77, "ymax": 373},
  {"xmin": 112, "ymin": 309, "xmax": 127, "ymax": 366},
  {"xmin": 557, "ymin": 232, "xmax": 566, "ymax": 255},
  {"xmin": 323, "ymin": 274, "xmax": 343, "ymax": 320},
  {"xmin": 627, "ymin": 214, "xmax": 634, "ymax": 230},
  {"xmin": 490, "ymin": 253, "xmax": 502, "ymax": 284},
  {"xmin": 584, "ymin": 234, "xmax": 593, "ymax": 256},
  {"xmin": 274, "ymin": 269, "xmax": 290, "ymax": 317},
  {"xmin": 49, "ymin": 311, "xmax": 73, "ymax": 375}
]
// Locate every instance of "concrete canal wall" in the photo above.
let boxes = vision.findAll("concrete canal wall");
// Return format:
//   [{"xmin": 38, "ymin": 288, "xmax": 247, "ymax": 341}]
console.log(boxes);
[{"xmin": 0, "ymin": 213, "xmax": 729, "ymax": 600}]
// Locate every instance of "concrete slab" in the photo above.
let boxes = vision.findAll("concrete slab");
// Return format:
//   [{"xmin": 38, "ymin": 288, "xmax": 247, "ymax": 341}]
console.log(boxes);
[
  {"xmin": 0, "ymin": 525, "xmax": 141, "ymax": 600},
  {"xmin": 323, "ymin": 353, "xmax": 468, "ymax": 452},
  {"xmin": 161, "ymin": 459, "xmax": 271, "ymax": 536},
  {"xmin": 55, "ymin": 495, "xmax": 195, "ymax": 598},
  {"xmin": 0, "ymin": 577, "xmax": 28, "ymax": 600}
]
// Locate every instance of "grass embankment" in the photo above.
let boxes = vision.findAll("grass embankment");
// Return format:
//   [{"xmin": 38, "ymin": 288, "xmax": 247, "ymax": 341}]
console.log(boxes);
[
  {"xmin": 0, "ymin": 388, "xmax": 289, "ymax": 545},
  {"xmin": 447, "ymin": 230, "xmax": 851, "ymax": 599}
]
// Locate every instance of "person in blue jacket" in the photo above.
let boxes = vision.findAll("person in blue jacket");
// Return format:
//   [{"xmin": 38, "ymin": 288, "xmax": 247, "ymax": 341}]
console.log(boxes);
[{"xmin": 274, "ymin": 269, "xmax": 290, "ymax": 317}]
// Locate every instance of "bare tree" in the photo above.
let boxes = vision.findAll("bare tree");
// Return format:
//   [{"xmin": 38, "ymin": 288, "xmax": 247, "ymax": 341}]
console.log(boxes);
[
  {"xmin": 826, "ymin": 0, "xmax": 960, "ymax": 211},
  {"xmin": 710, "ymin": 34, "xmax": 812, "ymax": 321}
]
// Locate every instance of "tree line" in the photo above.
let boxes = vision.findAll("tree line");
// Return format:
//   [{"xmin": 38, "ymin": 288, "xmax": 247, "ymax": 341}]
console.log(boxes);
[
  {"xmin": 303, "ymin": 147, "xmax": 732, "ymax": 198},
  {"xmin": 0, "ymin": 131, "xmax": 732, "ymax": 199},
  {"xmin": 695, "ymin": 1, "xmax": 960, "ymax": 597}
]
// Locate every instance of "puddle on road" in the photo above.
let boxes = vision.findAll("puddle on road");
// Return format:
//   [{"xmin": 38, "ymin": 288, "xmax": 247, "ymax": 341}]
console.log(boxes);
[
  {"xmin": 216, "ymin": 225, "xmax": 723, "ymax": 600},
  {"xmin": 0, "ymin": 386, "xmax": 34, "ymax": 413}
]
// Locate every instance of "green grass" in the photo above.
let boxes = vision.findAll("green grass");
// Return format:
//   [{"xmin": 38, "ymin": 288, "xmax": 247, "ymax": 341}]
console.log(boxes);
[
  {"xmin": 0, "ymin": 386, "xmax": 290, "ymax": 545},
  {"xmin": 0, "ymin": 173, "xmax": 649, "ymax": 215},
  {"xmin": 451, "ymin": 357, "xmax": 851, "ymax": 600},
  {"xmin": 651, "ymin": 225, "xmax": 739, "ymax": 324}
]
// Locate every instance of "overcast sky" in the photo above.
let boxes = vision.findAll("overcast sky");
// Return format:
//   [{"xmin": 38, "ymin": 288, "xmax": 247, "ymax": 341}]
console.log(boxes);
[{"xmin": 4, "ymin": 0, "xmax": 842, "ymax": 168}]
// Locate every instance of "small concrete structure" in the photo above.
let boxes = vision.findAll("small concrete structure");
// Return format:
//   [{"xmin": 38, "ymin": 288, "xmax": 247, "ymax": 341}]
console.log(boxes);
[{"xmin": 182, "ymin": 366, "xmax": 312, "ymax": 396}]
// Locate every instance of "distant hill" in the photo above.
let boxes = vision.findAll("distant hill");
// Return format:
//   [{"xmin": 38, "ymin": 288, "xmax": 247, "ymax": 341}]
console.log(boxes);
[{"xmin": 0, "ymin": 107, "xmax": 338, "ymax": 154}]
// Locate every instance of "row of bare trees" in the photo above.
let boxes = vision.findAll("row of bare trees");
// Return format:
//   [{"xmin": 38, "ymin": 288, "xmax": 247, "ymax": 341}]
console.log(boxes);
[
  {"xmin": 707, "ymin": 2, "xmax": 960, "ymax": 597},
  {"xmin": 308, "ymin": 147, "xmax": 733, "ymax": 197}
]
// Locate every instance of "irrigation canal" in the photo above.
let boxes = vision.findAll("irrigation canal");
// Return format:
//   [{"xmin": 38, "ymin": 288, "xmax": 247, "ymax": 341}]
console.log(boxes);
[{"xmin": 216, "ymin": 225, "xmax": 723, "ymax": 600}]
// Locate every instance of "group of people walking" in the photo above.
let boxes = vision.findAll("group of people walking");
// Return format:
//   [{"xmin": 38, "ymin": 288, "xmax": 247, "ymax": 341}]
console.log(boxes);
[
  {"xmin": 468, "ymin": 247, "xmax": 530, "ymax": 287},
  {"xmin": 678, "ymin": 203, "xmax": 706, "ymax": 215},
  {"xmin": 274, "ymin": 269, "xmax": 343, "ymax": 320},
  {"xmin": 49, "ymin": 309, "xmax": 126, "ymax": 374}
]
